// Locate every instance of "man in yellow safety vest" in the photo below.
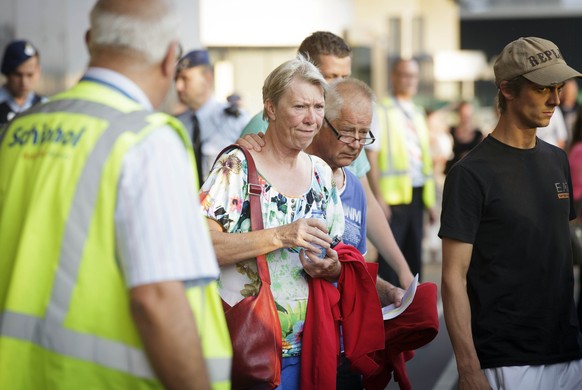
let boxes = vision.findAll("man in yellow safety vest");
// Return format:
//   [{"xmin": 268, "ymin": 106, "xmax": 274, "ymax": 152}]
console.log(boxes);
[{"xmin": 0, "ymin": 0, "xmax": 231, "ymax": 389}]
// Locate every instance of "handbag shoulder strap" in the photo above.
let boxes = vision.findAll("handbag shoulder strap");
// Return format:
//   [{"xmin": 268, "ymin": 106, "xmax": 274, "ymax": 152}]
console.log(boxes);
[{"xmin": 213, "ymin": 144, "xmax": 271, "ymax": 284}]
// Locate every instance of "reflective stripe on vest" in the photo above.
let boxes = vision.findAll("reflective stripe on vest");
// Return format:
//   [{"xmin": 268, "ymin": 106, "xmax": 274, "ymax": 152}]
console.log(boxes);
[{"xmin": 0, "ymin": 98, "xmax": 230, "ymax": 384}]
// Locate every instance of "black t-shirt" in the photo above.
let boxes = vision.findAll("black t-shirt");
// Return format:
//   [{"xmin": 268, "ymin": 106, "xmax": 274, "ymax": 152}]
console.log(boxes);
[{"xmin": 439, "ymin": 135, "xmax": 582, "ymax": 368}]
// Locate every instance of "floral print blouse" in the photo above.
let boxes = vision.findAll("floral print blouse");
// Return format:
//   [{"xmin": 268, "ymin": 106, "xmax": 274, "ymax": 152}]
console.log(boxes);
[{"xmin": 200, "ymin": 147, "xmax": 344, "ymax": 357}]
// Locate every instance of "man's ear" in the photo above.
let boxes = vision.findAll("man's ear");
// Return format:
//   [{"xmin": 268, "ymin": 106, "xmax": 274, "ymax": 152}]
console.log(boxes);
[
  {"xmin": 204, "ymin": 67, "xmax": 214, "ymax": 87},
  {"xmin": 162, "ymin": 41, "xmax": 179, "ymax": 78},
  {"xmin": 265, "ymin": 99, "xmax": 276, "ymax": 121},
  {"xmin": 84, "ymin": 30, "xmax": 92, "ymax": 55},
  {"xmin": 499, "ymin": 81, "xmax": 514, "ymax": 101}
]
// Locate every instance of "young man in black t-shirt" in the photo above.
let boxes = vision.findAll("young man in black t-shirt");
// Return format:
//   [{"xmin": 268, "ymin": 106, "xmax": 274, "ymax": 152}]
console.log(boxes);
[{"xmin": 440, "ymin": 37, "xmax": 582, "ymax": 390}]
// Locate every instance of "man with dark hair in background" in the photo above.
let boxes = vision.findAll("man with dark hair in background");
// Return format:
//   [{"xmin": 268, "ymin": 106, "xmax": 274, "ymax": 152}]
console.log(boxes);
[{"xmin": 297, "ymin": 31, "xmax": 353, "ymax": 81}]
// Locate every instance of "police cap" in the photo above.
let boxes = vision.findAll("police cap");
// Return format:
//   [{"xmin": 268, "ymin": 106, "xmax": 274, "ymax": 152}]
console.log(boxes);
[{"xmin": 1, "ymin": 40, "xmax": 39, "ymax": 76}]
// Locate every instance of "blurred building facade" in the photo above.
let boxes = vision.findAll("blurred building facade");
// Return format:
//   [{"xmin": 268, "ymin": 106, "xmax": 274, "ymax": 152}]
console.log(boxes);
[
  {"xmin": 0, "ymin": 0, "xmax": 464, "ymax": 114},
  {"xmin": 460, "ymin": 0, "xmax": 582, "ymax": 108},
  {"xmin": 0, "ymin": 0, "xmax": 201, "ymax": 101},
  {"xmin": 5, "ymin": 0, "xmax": 579, "ymax": 117},
  {"xmin": 203, "ymin": 0, "xmax": 462, "ymax": 114}
]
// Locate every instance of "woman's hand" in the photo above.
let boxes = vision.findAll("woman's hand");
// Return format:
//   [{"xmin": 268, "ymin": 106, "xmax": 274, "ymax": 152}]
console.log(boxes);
[
  {"xmin": 274, "ymin": 217, "xmax": 332, "ymax": 254},
  {"xmin": 299, "ymin": 248, "xmax": 341, "ymax": 282}
]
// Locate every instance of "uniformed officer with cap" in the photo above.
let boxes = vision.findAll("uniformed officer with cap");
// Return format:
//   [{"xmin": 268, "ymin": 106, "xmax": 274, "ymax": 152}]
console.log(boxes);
[
  {"xmin": 175, "ymin": 49, "xmax": 249, "ymax": 185},
  {"xmin": 0, "ymin": 39, "xmax": 47, "ymax": 124}
]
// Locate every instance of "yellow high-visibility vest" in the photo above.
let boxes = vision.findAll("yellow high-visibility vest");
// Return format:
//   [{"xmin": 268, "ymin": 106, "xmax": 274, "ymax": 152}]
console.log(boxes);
[
  {"xmin": 0, "ymin": 80, "xmax": 232, "ymax": 389},
  {"xmin": 376, "ymin": 96, "xmax": 435, "ymax": 208}
]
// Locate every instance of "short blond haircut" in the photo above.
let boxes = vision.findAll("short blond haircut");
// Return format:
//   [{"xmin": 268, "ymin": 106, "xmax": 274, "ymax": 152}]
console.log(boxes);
[{"xmin": 262, "ymin": 54, "xmax": 327, "ymax": 121}]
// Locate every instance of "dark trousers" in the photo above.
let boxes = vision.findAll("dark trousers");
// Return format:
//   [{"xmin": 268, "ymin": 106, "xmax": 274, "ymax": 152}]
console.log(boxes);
[
  {"xmin": 336, "ymin": 355, "xmax": 363, "ymax": 389},
  {"xmin": 578, "ymin": 270, "xmax": 582, "ymax": 330},
  {"xmin": 378, "ymin": 186, "xmax": 425, "ymax": 287}
]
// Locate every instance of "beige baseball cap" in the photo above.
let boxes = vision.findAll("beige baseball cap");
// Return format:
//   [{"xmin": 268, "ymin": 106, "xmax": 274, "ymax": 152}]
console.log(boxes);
[{"xmin": 494, "ymin": 36, "xmax": 582, "ymax": 87}]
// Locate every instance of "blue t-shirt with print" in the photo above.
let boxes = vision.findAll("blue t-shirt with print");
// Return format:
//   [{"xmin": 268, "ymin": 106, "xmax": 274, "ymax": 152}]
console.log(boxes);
[{"xmin": 339, "ymin": 168, "xmax": 367, "ymax": 254}]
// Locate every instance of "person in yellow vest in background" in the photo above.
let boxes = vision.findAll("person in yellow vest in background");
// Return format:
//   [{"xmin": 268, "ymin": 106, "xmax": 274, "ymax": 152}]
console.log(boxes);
[
  {"xmin": 366, "ymin": 58, "xmax": 436, "ymax": 285},
  {"xmin": 0, "ymin": 0, "xmax": 231, "ymax": 389}
]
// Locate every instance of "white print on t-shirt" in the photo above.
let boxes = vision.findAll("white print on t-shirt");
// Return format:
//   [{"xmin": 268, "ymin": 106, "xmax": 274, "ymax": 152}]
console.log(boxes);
[{"xmin": 555, "ymin": 182, "xmax": 570, "ymax": 199}]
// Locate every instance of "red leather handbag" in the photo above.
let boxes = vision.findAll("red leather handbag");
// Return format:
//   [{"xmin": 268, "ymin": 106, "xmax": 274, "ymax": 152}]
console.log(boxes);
[{"xmin": 217, "ymin": 145, "xmax": 282, "ymax": 390}]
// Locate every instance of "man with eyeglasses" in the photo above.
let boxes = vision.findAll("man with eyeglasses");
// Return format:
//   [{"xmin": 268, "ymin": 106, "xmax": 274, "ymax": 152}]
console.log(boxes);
[
  {"xmin": 305, "ymin": 77, "xmax": 409, "ymax": 389},
  {"xmin": 307, "ymin": 79, "xmax": 375, "ymax": 258}
]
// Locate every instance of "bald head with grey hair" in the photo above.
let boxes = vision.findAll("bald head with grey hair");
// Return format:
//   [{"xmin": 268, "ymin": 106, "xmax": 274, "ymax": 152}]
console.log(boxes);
[
  {"xmin": 85, "ymin": 0, "xmax": 182, "ymax": 108},
  {"xmin": 88, "ymin": 0, "xmax": 179, "ymax": 65},
  {"xmin": 325, "ymin": 78, "xmax": 375, "ymax": 121}
]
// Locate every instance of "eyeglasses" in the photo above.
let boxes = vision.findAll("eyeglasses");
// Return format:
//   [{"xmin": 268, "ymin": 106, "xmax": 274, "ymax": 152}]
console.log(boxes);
[{"xmin": 324, "ymin": 117, "xmax": 375, "ymax": 146}]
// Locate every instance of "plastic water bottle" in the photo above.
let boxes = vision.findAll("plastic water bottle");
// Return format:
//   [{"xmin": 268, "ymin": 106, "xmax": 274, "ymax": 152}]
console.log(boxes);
[{"xmin": 309, "ymin": 209, "xmax": 327, "ymax": 259}]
